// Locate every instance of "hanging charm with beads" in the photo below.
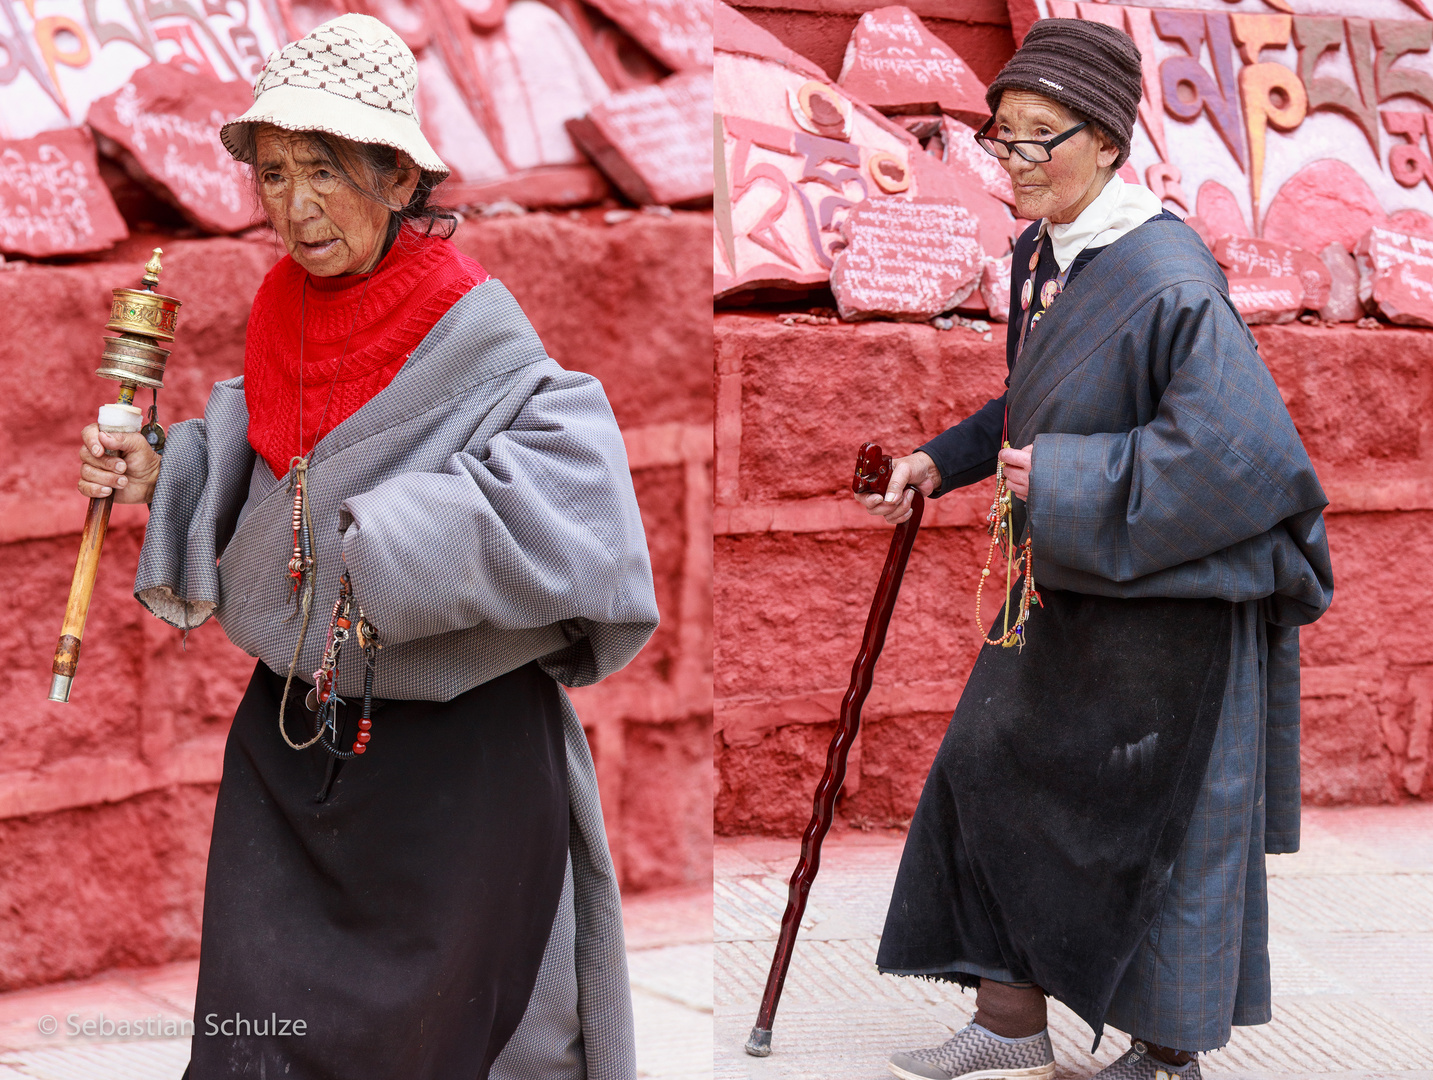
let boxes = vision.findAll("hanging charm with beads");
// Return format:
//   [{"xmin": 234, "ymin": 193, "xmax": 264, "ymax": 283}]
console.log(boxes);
[
  {"xmin": 304, "ymin": 569, "xmax": 381, "ymax": 758},
  {"xmin": 975, "ymin": 441, "xmax": 1041, "ymax": 650},
  {"xmin": 285, "ymin": 457, "xmax": 315, "ymax": 602}
]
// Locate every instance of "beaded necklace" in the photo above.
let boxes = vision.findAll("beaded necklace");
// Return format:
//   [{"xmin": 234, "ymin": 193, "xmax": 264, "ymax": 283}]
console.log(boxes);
[
  {"xmin": 276, "ymin": 273, "xmax": 381, "ymax": 757},
  {"xmin": 975, "ymin": 234, "xmax": 1068, "ymax": 650}
]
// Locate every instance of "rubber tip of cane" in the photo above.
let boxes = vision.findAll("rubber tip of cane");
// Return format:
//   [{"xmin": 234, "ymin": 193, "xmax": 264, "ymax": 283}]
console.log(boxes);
[
  {"xmin": 745, "ymin": 1026, "xmax": 773, "ymax": 1057},
  {"xmin": 48, "ymin": 673, "xmax": 72, "ymax": 703}
]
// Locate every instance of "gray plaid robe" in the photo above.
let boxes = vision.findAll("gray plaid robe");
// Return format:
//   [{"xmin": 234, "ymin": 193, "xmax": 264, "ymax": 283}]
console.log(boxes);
[
  {"xmin": 135, "ymin": 279, "xmax": 658, "ymax": 1079},
  {"xmin": 1011, "ymin": 216, "xmax": 1333, "ymax": 1049}
]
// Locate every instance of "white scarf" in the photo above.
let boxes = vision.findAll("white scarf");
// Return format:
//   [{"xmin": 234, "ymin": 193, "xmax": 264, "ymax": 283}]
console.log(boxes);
[{"xmin": 1039, "ymin": 175, "xmax": 1165, "ymax": 272}]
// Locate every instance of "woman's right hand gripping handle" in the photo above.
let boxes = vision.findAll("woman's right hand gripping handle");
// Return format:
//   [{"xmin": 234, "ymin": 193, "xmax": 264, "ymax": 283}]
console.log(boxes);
[
  {"xmin": 853, "ymin": 450, "xmax": 941, "ymax": 526},
  {"xmin": 78, "ymin": 424, "xmax": 161, "ymax": 505}
]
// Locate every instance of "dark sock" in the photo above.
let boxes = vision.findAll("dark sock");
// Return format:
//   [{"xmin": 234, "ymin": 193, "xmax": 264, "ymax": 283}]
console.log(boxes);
[
  {"xmin": 1144, "ymin": 1042, "xmax": 1195, "ymax": 1067},
  {"xmin": 972, "ymin": 979, "xmax": 1047, "ymax": 1040}
]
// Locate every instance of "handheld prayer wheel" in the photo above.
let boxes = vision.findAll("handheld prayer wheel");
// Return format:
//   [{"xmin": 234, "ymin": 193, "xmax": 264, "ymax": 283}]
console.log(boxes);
[{"xmin": 48, "ymin": 249, "xmax": 182, "ymax": 703}]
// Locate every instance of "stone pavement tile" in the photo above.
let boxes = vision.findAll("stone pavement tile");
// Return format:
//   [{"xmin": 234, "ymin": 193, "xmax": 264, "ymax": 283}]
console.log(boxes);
[
  {"xmin": 1300, "ymin": 804, "xmax": 1433, "ymax": 873},
  {"xmin": 120, "ymin": 963, "xmax": 199, "ymax": 1017},
  {"xmin": 1207, "ymin": 997, "xmax": 1433, "ymax": 1074},
  {"xmin": 0, "ymin": 1041, "xmax": 190, "ymax": 1078},
  {"xmin": 716, "ymin": 999, "xmax": 968, "ymax": 1080},
  {"xmin": 625, "ymin": 882, "xmax": 714, "ymax": 1080},
  {"xmin": 1269, "ymin": 875, "xmax": 1433, "ymax": 933},
  {"xmin": 717, "ymin": 805, "xmax": 1433, "ymax": 1080},
  {"xmin": 625, "ymin": 884, "xmax": 714, "ymax": 950},
  {"xmin": 630, "ymin": 943, "xmax": 714, "ymax": 1012},
  {"xmin": 0, "ymin": 976, "xmax": 191, "ymax": 1055},
  {"xmin": 637, "ymin": 990, "xmax": 715, "ymax": 1079},
  {"xmin": 0, "ymin": 884, "xmax": 715, "ymax": 1078}
]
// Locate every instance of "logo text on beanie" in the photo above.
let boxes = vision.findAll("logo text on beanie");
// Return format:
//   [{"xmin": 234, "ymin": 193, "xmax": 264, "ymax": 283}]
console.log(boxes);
[{"xmin": 1038, "ymin": 77, "xmax": 1065, "ymax": 91}]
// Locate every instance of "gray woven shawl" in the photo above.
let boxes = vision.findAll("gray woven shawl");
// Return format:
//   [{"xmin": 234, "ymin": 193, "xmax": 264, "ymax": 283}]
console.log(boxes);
[{"xmin": 135, "ymin": 278, "xmax": 657, "ymax": 1079}]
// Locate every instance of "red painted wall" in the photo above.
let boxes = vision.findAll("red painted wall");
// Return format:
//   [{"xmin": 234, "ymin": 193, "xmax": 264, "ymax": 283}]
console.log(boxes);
[
  {"xmin": 0, "ymin": 212, "xmax": 713, "ymax": 991},
  {"xmin": 714, "ymin": 315, "xmax": 1433, "ymax": 835}
]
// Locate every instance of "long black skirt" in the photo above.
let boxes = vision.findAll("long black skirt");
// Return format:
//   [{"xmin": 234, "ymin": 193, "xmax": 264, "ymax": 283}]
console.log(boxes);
[
  {"xmin": 877, "ymin": 589, "xmax": 1232, "ymax": 1044},
  {"xmin": 184, "ymin": 661, "xmax": 569, "ymax": 1079}
]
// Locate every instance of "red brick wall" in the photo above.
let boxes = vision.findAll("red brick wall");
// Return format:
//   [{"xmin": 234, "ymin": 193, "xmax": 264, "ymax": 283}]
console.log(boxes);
[
  {"xmin": 714, "ymin": 315, "xmax": 1433, "ymax": 835},
  {"xmin": 0, "ymin": 212, "xmax": 712, "ymax": 991}
]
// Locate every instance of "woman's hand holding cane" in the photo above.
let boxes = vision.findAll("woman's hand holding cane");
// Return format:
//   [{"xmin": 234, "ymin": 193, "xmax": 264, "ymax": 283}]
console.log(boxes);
[{"xmin": 853, "ymin": 450, "xmax": 941, "ymax": 525}]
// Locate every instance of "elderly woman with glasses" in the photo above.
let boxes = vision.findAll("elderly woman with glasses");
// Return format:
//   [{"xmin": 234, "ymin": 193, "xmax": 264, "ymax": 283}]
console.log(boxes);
[
  {"xmin": 854, "ymin": 19, "xmax": 1332, "ymax": 1080},
  {"xmin": 74, "ymin": 14, "xmax": 656, "ymax": 1080}
]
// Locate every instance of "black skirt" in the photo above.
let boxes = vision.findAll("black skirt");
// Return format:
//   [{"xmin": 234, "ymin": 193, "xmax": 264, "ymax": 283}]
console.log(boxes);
[
  {"xmin": 877, "ymin": 589, "xmax": 1232, "ymax": 1043},
  {"xmin": 185, "ymin": 661, "xmax": 569, "ymax": 1079}
]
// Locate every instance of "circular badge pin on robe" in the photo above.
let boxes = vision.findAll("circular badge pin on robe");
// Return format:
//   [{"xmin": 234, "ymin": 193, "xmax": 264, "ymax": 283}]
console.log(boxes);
[
  {"xmin": 1040, "ymin": 278, "xmax": 1062, "ymax": 309},
  {"xmin": 1021, "ymin": 277, "xmax": 1034, "ymax": 310}
]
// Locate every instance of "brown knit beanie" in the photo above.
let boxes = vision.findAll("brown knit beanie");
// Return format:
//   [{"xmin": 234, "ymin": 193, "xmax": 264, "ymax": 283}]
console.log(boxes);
[{"xmin": 985, "ymin": 19, "xmax": 1143, "ymax": 168}]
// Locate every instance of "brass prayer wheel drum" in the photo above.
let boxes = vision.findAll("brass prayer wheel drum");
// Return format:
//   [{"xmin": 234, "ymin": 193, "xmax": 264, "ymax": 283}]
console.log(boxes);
[
  {"xmin": 105, "ymin": 286, "xmax": 181, "ymax": 341},
  {"xmin": 96, "ymin": 335, "xmax": 171, "ymax": 389},
  {"xmin": 48, "ymin": 248, "xmax": 183, "ymax": 703},
  {"xmin": 94, "ymin": 251, "xmax": 182, "ymax": 390}
]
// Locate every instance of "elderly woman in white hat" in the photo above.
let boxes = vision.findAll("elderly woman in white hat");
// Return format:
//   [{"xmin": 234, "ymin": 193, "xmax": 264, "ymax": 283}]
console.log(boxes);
[{"xmin": 75, "ymin": 14, "xmax": 657, "ymax": 1080}]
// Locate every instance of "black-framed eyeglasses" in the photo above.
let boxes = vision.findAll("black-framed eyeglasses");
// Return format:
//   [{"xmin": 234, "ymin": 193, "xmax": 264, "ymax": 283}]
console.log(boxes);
[{"xmin": 974, "ymin": 118, "xmax": 1090, "ymax": 162}]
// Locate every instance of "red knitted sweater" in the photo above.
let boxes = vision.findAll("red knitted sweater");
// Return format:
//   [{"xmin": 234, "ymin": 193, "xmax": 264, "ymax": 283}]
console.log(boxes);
[{"xmin": 245, "ymin": 230, "xmax": 490, "ymax": 478}]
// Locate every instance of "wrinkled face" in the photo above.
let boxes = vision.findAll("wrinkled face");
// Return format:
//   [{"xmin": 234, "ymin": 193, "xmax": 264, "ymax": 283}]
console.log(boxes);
[
  {"xmin": 992, "ymin": 90, "xmax": 1118, "ymax": 224},
  {"xmin": 255, "ymin": 126, "xmax": 396, "ymax": 277}
]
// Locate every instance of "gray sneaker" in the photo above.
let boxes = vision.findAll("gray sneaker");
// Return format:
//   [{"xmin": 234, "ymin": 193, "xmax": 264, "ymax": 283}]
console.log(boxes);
[
  {"xmin": 1092, "ymin": 1041, "xmax": 1201, "ymax": 1080},
  {"xmin": 887, "ymin": 1021, "xmax": 1056, "ymax": 1080}
]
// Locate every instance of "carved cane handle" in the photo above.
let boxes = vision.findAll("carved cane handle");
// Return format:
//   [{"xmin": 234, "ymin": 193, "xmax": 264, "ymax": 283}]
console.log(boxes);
[{"xmin": 851, "ymin": 441, "xmax": 893, "ymax": 495}]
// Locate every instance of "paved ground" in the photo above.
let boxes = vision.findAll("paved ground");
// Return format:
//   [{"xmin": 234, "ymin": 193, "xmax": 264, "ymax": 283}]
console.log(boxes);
[
  {"xmin": 0, "ymin": 883, "xmax": 712, "ymax": 1079},
  {"xmin": 716, "ymin": 803, "xmax": 1433, "ymax": 1080}
]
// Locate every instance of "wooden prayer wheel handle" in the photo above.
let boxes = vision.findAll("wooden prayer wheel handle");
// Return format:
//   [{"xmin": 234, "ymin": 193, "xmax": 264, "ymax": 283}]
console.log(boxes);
[
  {"xmin": 746, "ymin": 442, "xmax": 923, "ymax": 1057},
  {"xmin": 50, "ymin": 495, "xmax": 116, "ymax": 702},
  {"xmin": 49, "ymin": 405, "xmax": 142, "ymax": 703},
  {"xmin": 48, "ymin": 249, "xmax": 179, "ymax": 704}
]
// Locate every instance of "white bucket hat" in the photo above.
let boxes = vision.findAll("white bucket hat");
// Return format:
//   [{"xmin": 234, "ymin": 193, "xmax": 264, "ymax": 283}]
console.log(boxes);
[{"xmin": 220, "ymin": 13, "xmax": 449, "ymax": 180}]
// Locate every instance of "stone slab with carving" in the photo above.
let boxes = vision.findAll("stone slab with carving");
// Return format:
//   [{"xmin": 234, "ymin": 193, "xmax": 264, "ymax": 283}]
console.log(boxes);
[
  {"xmin": 568, "ymin": 71, "xmax": 712, "ymax": 207},
  {"xmin": 714, "ymin": 1, "xmax": 1015, "ymax": 299},
  {"xmin": 939, "ymin": 116, "xmax": 1015, "ymax": 207},
  {"xmin": 830, "ymin": 197, "xmax": 982, "ymax": 321},
  {"xmin": 1319, "ymin": 242, "xmax": 1362, "ymax": 322},
  {"xmin": 1020, "ymin": 2, "xmax": 1433, "ymax": 262},
  {"xmin": 0, "ymin": 0, "xmax": 280, "ymax": 143},
  {"xmin": 979, "ymin": 254, "xmax": 1012, "ymax": 321},
  {"xmin": 1227, "ymin": 276, "xmax": 1303, "ymax": 325},
  {"xmin": 1358, "ymin": 225, "xmax": 1433, "ymax": 327},
  {"xmin": 1212, "ymin": 235, "xmax": 1330, "ymax": 311},
  {"xmin": 0, "ymin": 128, "xmax": 128, "ymax": 257},
  {"xmin": 584, "ymin": 0, "xmax": 713, "ymax": 72},
  {"xmin": 836, "ymin": 6, "xmax": 989, "ymax": 125},
  {"xmin": 87, "ymin": 62, "xmax": 259, "ymax": 235}
]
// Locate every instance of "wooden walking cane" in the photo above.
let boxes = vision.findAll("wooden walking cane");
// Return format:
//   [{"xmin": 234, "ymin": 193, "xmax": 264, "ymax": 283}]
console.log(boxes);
[
  {"xmin": 745, "ymin": 442, "xmax": 924, "ymax": 1057},
  {"xmin": 48, "ymin": 250, "xmax": 182, "ymax": 703}
]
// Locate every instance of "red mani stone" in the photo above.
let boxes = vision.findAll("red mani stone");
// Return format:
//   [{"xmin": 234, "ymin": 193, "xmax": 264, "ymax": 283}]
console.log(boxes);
[
  {"xmin": 830, "ymin": 197, "xmax": 982, "ymax": 322},
  {"xmin": 1212, "ymin": 235, "xmax": 1330, "ymax": 312},
  {"xmin": 584, "ymin": 0, "xmax": 712, "ymax": 72},
  {"xmin": 836, "ymin": 6, "xmax": 988, "ymax": 125},
  {"xmin": 1226, "ymin": 275, "xmax": 1303, "ymax": 325},
  {"xmin": 1262, "ymin": 160, "xmax": 1388, "ymax": 257},
  {"xmin": 1318, "ymin": 242, "xmax": 1362, "ymax": 323},
  {"xmin": 87, "ymin": 62, "xmax": 261, "ymax": 235},
  {"xmin": 979, "ymin": 255, "xmax": 1012, "ymax": 322},
  {"xmin": 567, "ymin": 71, "xmax": 712, "ymax": 207},
  {"xmin": 1357, "ymin": 225, "xmax": 1433, "ymax": 327},
  {"xmin": 0, "ymin": 127, "xmax": 128, "ymax": 257}
]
